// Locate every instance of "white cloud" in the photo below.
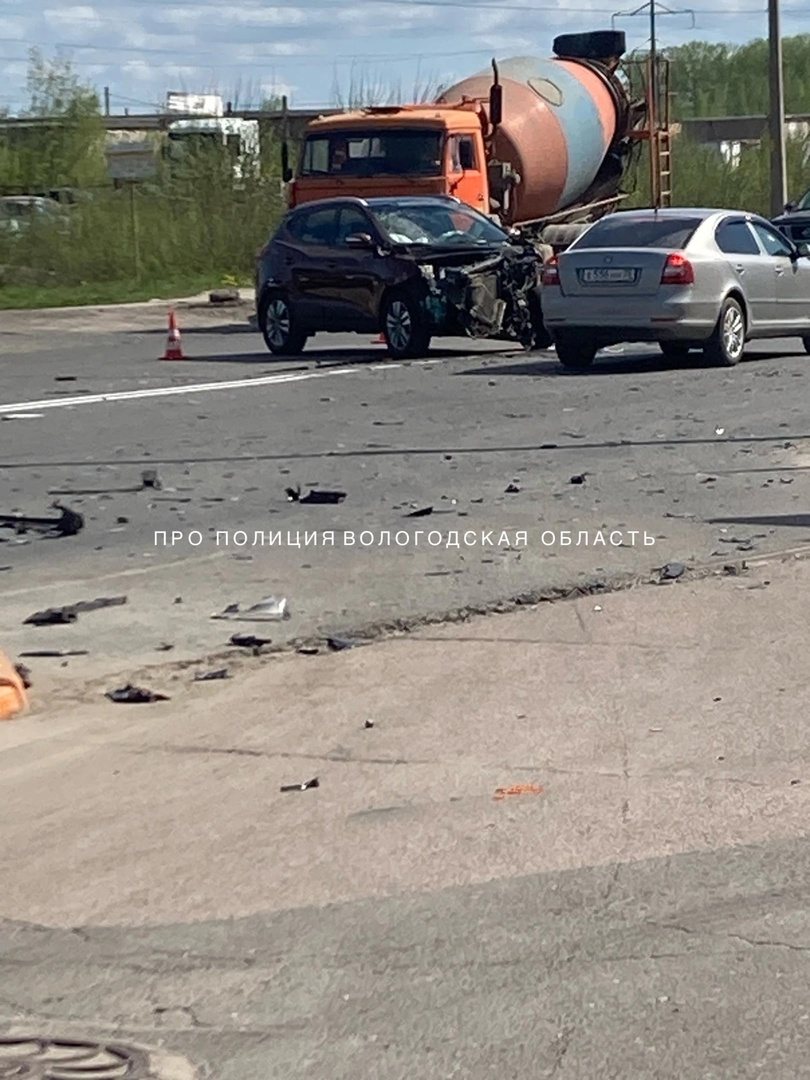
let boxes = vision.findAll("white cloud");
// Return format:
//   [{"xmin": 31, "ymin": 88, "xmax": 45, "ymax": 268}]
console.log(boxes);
[
  {"xmin": 226, "ymin": 6, "xmax": 311, "ymax": 26},
  {"xmin": 152, "ymin": 4, "xmax": 311, "ymax": 28},
  {"xmin": 42, "ymin": 4, "xmax": 103, "ymax": 29},
  {"xmin": 260, "ymin": 78, "xmax": 296, "ymax": 99},
  {"xmin": 0, "ymin": 15, "xmax": 32, "ymax": 39},
  {"xmin": 336, "ymin": 3, "xmax": 437, "ymax": 29}
]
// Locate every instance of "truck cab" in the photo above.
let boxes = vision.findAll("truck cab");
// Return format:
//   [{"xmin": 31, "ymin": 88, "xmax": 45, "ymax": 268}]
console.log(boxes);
[{"xmin": 286, "ymin": 106, "xmax": 488, "ymax": 214}]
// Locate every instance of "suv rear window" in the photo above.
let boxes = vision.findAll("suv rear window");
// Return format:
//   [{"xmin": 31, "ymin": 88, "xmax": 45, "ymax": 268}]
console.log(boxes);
[{"xmin": 574, "ymin": 216, "xmax": 704, "ymax": 250}]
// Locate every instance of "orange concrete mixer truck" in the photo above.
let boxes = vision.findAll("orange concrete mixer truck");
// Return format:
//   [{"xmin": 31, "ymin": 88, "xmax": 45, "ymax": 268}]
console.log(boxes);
[{"xmin": 281, "ymin": 30, "xmax": 646, "ymax": 251}]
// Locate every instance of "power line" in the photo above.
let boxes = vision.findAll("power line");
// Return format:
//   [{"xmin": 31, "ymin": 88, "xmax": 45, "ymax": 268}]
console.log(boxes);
[{"xmin": 28, "ymin": 0, "xmax": 780, "ymax": 8}]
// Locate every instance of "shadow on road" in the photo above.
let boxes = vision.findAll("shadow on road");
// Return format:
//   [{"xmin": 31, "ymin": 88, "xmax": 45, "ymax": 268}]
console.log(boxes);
[
  {"xmin": 463, "ymin": 348, "xmax": 808, "ymax": 378},
  {"xmin": 710, "ymin": 514, "xmax": 810, "ymax": 529}
]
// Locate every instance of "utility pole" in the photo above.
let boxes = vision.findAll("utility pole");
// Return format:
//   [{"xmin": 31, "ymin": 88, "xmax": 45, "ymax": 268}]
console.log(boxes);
[
  {"xmin": 612, "ymin": 2, "xmax": 694, "ymax": 208},
  {"xmin": 768, "ymin": 0, "xmax": 787, "ymax": 215},
  {"xmin": 104, "ymin": 86, "xmax": 110, "ymax": 116}
]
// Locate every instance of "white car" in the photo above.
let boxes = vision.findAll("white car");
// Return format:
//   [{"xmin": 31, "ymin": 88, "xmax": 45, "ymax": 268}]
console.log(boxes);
[{"xmin": 541, "ymin": 207, "xmax": 810, "ymax": 369}]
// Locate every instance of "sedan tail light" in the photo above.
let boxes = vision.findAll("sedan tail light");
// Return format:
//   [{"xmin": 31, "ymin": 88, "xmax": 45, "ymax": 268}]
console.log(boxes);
[
  {"xmin": 542, "ymin": 256, "xmax": 560, "ymax": 286},
  {"xmin": 661, "ymin": 252, "xmax": 695, "ymax": 285}
]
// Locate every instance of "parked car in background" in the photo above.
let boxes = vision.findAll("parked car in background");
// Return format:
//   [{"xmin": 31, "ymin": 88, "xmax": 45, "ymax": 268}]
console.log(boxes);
[
  {"xmin": 772, "ymin": 187, "xmax": 810, "ymax": 247},
  {"xmin": 542, "ymin": 207, "xmax": 810, "ymax": 369},
  {"xmin": 254, "ymin": 195, "xmax": 547, "ymax": 359},
  {"xmin": 0, "ymin": 195, "xmax": 69, "ymax": 237}
]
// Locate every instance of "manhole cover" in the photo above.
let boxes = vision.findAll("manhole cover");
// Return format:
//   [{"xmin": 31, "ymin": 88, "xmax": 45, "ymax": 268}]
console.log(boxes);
[{"xmin": 0, "ymin": 1038, "xmax": 195, "ymax": 1080}]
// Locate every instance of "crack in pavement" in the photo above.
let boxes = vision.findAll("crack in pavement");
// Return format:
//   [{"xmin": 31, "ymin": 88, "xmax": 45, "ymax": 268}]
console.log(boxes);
[
  {"xmin": 133, "ymin": 745, "xmax": 772, "ymax": 790},
  {"xmin": 646, "ymin": 921, "xmax": 810, "ymax": 955}
]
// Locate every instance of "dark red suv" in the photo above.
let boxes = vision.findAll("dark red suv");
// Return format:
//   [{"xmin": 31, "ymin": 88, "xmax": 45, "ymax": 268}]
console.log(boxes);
[{"xmin": 255, "ymin": 195, "xmax": 546, "ymax": 359}]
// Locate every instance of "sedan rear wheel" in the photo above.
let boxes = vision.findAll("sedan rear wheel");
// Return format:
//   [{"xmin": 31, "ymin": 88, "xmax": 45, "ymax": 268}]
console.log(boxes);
[
  {"xmin": 704, "ymin": 298, "xmax": 745, "ymax": 367},
  {"xmin": 261, "ymin": 292, "xmax": 308, "ymax": 356},
  {"xmin": 382, "ymin": 291, "xmax": 431, "ymax": 360}
]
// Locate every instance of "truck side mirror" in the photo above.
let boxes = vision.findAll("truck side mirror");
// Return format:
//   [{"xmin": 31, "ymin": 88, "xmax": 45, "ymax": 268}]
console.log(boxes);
[
  {"xmin": 281, "ymin": 142, "xmax": 292, "ymax": 183},
  {"xmin": 785, "ymin": 201, "xmax": 797, "ymax": 213}
]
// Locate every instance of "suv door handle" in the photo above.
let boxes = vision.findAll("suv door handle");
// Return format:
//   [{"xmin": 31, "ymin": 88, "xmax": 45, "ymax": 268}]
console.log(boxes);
[
  {"xmin": 734, "ymin": 265, "xmax": 745, "ymax": 273},
  {"xmin": 775, "ymin": 266, "xmax": 785, "ymax": 275}
]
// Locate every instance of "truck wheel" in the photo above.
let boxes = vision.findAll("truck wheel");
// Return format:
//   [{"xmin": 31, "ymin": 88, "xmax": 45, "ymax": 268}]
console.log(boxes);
[
  {"xmin": 704, "ymin": 297, "xmax": 745, "ymax": 367},
  {"xmin": 554, "ymin": 333, "xmax": 597, "ymax": 370},
  {"xmin": 261, "ymin": 292, "xmax": 308, "ymax": 356},
  {"xmin": 382, "ymin": 290, "xmax": 431, "ymax": 359}
]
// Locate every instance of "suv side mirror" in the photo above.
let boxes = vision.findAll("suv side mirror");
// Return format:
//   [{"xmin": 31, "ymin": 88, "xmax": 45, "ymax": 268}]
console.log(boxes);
[
  {"xmin": 796, "ymin": 241, "xmax": 810, "ymax": 258},
  {"xmin": 785, "ymin": 201, "xmax": 797, "ymax": 213},
  {"xmin": 345, "ymin": 232, "xmax": 374, "ymax": 248}
]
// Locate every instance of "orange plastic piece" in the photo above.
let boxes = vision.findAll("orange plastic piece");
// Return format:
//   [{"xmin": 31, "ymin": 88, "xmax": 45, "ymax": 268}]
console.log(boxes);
[
  {"xmin": 493, "ymin": 783, "xmax": 543, "ymax": 801},
  {"xmin": 0, "ymin": 652, "xmax": 28, "ymax": 720}
]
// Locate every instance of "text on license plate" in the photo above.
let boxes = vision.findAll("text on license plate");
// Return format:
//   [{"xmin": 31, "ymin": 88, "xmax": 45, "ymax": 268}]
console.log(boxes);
[{"xmin": 579, "ymin": 267, "xmax": 638, "ymax": 284}]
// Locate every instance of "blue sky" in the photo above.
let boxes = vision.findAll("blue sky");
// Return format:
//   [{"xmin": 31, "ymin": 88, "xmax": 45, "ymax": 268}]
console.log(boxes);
[{"xmin": 0, "ymin": 0, "xmax": 807, "ymax": 115}]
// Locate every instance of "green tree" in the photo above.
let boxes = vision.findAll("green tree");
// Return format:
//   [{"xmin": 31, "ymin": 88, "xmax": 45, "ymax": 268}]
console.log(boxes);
[{"xmin": 0, "ymin": 49, "xmax": 106, "ymax": 190}]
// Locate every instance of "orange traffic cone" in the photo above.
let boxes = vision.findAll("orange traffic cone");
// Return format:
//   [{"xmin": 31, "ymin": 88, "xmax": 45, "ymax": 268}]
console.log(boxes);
[
  {"xmin": 0, "ymin": 652, "xmax": 28, "ymax": 721},
  {"xmin": 161, "ymin": 309, "xmax": 185, "ymax": 360}
]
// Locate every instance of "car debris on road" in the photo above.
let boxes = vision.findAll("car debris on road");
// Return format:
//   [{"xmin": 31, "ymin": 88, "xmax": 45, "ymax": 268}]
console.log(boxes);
[
  {"xmin": 280, "ymin": 777, "xmax": 319, "ymax": 792},
  {"xmin": 659, "ymin": 561, "xmax": 686, "ymax": 582},
  {"xmin": 105, "ymin": 684, "xmax": 170, "ymax": 704},
  {"xmin": 18, "ymin": 649, "xmax": 89, "ymax": 658},
  {"xmin": 228, "ymin": 633, "xmax": 272, "ymax": 648},
  {"xmin": 24, "ymin": 596, "xmax": 127, "ymax": 626},
  {"xmin": 0, "ymin": 504, "xmax": 84, "ymax": 539},
  {"xmin": 13, "ymin": 662, "xmax": 32, "ymax": 689},
  {"xmin": 493, "ymin": 783, "xmax": 544, "ymax": 801},
  {"xmin": 286, "ymin": 485, "xmax": 347, "ymax": 504},
  {"xmin": 212, "ymin": 596, "xmax": 289, "ymax": 621},
  {"xmin": 327, "ymin": 637, "xmax": 355, "ymax": 652}
]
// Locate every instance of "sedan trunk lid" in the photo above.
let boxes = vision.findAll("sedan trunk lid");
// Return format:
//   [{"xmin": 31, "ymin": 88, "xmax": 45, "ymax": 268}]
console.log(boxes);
[{"xmin": 557, "ymin": 247, "xmax": 676, "ymax": 298}]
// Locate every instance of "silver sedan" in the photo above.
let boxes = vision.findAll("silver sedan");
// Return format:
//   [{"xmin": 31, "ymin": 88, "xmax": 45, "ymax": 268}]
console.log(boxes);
[{"xmin": 541, "ymin": 207, "xmax": 810, "ymax": 369}]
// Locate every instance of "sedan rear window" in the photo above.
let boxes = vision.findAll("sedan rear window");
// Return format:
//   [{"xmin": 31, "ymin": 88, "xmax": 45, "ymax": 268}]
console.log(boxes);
[{"xmin": 574, "ymin": 216, "xmax": 704, "ymax": 250}]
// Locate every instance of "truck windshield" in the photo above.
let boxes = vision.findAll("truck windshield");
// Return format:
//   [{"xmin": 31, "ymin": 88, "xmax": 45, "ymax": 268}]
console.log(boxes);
[
  {"xmin": 574, "ymin": 215, "xmax": 704, "ymax": 250},
  {"xmin": 301, "ymin": 130, "xmax": 443, "ymax": 177},
  {"xmin": 372, "ymin": 201, "xmax": 508, "ymax": 247}
]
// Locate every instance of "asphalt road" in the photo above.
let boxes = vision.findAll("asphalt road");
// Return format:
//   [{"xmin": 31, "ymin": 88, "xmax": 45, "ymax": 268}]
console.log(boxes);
[
  {"xmin": 2, "ymin": 298, "xmax": 809, "ymax": 690},
  {"xmin": 3, "ymin": 555, "xmax": 810, "ymax": 1079},
  {"xmin": 4, "ymin": 299, "xmax": 810, "ymax": 1079}
]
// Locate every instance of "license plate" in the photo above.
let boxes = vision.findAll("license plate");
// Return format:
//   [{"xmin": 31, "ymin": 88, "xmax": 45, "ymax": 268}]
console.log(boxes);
[{"xmin": 579, "ymin": 267, "xmax": 638, "ymax": 284}]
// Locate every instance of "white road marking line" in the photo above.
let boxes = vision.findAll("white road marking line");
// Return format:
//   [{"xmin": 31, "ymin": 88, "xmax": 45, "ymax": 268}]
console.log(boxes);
[
  {"xmin": 1, "ymin": 550, "xmax": 227, "ymax": 599},
  {"xmin": 0, "ymin": 366, "xmax": 358, "ymax": 415}
]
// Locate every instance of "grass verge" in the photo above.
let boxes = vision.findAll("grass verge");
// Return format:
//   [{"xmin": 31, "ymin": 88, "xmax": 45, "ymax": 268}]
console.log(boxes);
[{"xmin": 0, "ymin": 275, "xmax": 230, "ymax": 311}]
